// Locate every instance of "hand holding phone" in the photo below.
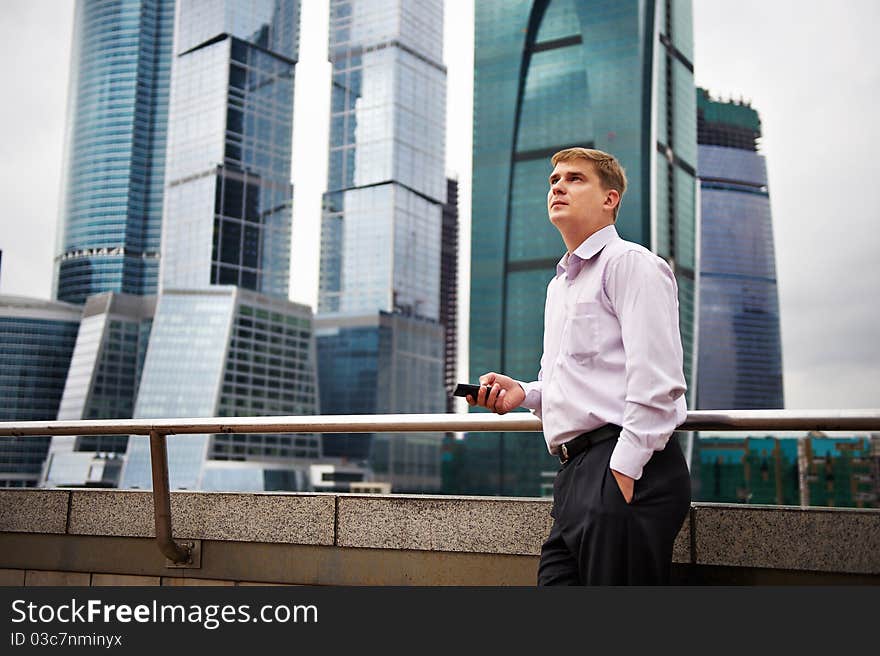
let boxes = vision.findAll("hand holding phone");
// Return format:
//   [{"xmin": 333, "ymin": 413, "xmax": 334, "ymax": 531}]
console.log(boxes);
[
  {"xmin": 452, "ymin": 383, "xmax": 489, "ymax": 398},
  {"xmin": 455, "ymin": 374, "xmax": 526, "ymax": 415}
]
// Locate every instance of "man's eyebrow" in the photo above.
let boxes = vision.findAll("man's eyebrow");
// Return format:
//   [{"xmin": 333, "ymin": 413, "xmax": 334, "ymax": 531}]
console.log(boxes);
[{"xmin": 549, "ymin": 170, "xmax": 586, "ymax": 183}]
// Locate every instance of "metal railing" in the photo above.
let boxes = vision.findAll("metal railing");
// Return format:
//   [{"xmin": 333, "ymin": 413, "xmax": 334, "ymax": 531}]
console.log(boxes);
[{"xmin": 1, "ymin": 409, "xmax": 878, "ymax": 565}]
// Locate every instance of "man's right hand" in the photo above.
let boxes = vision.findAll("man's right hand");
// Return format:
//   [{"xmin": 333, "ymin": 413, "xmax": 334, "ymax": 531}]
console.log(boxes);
[{"xmin": 466, "ymin": 372, "xmax": 525, "ymax": 415}]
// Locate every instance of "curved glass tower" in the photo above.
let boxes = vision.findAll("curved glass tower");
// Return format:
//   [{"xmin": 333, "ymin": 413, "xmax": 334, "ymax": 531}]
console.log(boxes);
[
  {"xmin": 465, "ymin": 0, "xmax": 698, "ymax": 496},
  {"xmin": 55, "ymin": 0, "xmax": 176, "ymax": 305},
  {"xmin": 696, "ymin": 88, "xmax": 784, "ymax": 409}
]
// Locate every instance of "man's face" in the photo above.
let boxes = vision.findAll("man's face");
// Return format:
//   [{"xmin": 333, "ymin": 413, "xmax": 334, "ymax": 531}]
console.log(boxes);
[{"xmin": 547, "ymin": 159, "xmax": 614, "ymax": 234}]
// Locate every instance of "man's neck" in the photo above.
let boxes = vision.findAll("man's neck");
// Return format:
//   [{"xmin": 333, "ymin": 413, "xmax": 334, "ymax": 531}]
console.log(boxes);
[{"xmin": 562, "ymin": 220, "xmax": 614, "ymax": 254}]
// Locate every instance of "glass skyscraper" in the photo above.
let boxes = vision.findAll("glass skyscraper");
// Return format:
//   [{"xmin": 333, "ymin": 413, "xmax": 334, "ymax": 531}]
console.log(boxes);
[
  {"xmin": 115, "ymin": 0, "xmax": 338, "ymax": 492},
  {"xmin": 318, "ymin": 0, "xmax": 447, "ymax": 317},
  {"xmin": 461, "ymin": 0, "xmax": 698, "ymax": 496},
  {"xmin": 695, "ymin": 88, "xmax": 784, "ymax": 410},
  {"xmin": 54, "ymin": 0, "xmax": 175, "ymax": 305},
  {"xmin": 44, "ymin": 0, "xmax": 172, "ymax": 489},
  {"xmin": 0, "ymin": 297, "xmax": 81, "ymax": 487},
  {"xmin": 160, "ymin": 0, "xmax": 299, "ymax": 297},
  {"xmin": 316, "ymin": 0, "xmax": 448, "ymax": 492}
]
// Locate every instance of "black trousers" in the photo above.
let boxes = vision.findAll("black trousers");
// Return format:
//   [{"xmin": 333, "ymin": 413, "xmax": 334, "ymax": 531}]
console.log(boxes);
[{"xmin": 538, "ymin": 432, "xmax": 691, "ymax": 586}]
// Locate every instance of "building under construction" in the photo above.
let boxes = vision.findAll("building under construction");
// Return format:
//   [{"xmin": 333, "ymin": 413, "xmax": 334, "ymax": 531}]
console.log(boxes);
[{"xmin": 697, "ymin": 433, "xmax": 879, "ymax": 508}]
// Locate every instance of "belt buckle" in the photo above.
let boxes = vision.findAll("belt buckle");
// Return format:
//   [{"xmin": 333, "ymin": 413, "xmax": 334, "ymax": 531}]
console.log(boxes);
[{"xmin": 560, "ymin": 442, "xmax": 569, "ymax": 464}]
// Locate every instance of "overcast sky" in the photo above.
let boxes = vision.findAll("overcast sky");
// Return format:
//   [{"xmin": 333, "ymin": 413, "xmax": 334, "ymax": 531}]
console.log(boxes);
[{"xmin": 0, "ymin": 1, "xmax": 877, "ymax": 412}]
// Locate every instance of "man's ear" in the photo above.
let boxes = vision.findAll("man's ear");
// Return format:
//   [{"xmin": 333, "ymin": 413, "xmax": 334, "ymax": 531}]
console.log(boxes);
[{"xmin": 605, "ymin": 189, "xmax": 620, "ymax": 212}]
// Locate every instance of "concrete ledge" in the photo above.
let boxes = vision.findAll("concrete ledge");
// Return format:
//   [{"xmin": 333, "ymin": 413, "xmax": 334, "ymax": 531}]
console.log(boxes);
[
  {"xmin": 693, "ymin": 504, "xmax": 880, "ymax": 575},
  {"xmin": 0, "ymin": 568, "xmax": 25, "ymax": 585},
  {"xmin": 92, "ymin": 573, "xmax": 161, "ymax": 586},
  {"xmin": 0, "ymin": 490, "xmax": 69, "ymax": 534},
  {"xmin": 25, "ymin": 570, "xmax": 91, "ymax": 586},
  {"xmin": 338, "ymin": 494, "xmax": 698, "ymax": 562},
  {"xmin": 673, "ymin": 511, "xmax": 691, "ymax": 564},
  {"xmin": 338, "ymin": 494, "xmax": 553, "ymax": 555},
  {"xmin": 0, "ymin": 534, "xmax": 539, "ymax": 586},
  {"xmin": 67, "ymin": 490, "xmax": 335, "ymax": 545},
  {"xmin": 0, "ymin": 533, "xmax": 174, "ymax": 575},
  {"xmin": 1, "ymin": 490, "xmax": 878, "ymax": 582}
]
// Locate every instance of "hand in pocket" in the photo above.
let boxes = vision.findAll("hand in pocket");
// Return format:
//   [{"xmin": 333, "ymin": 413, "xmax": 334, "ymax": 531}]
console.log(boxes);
[{"xmin": 611, "ymin": 468, "xmax": 634, "ymax": 504}]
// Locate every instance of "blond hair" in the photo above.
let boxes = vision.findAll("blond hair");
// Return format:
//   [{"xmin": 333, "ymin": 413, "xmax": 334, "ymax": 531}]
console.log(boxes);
[{"xmin": 551, "ymin": 147, "xmax": 628, "ymax": 219}]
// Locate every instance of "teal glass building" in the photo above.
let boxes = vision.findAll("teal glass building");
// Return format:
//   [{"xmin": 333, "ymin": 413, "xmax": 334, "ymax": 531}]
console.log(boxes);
[
  {"xmin": 54, "ymin": 0, "xmax": 176, "ymax": 305},
  {"xmin": 462, "ymin": 0, "xmax": 698, "ymax": 496}
]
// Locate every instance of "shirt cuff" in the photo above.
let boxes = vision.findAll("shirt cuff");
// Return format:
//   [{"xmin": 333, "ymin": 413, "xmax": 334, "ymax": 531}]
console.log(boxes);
[
  {"xmin": 515, "ymin": 379, "xmax": 542, "ymax": 413},
  {"xmin": 608, "ymin": 432, "xmax": 655, "ymax": 480}
]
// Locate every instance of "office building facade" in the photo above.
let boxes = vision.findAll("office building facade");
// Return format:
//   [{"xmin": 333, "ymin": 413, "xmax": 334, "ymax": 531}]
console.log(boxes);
[
  {"xmin": 42, "ymin": 292, "xmax": 155, "ymax": 488},
  {"xmin": 316, "ymin": 311, "xmax": 445, "ymax": 491},
  {"xmin": 462, "ymin": 0, "xmax": 698, "ymax": 496},
  {"xmin": 0, "ymin": 297, "xmax": 81, "ymax": 487},
  {"xmin": 316, "ymin": 0, "xmax": 448, "ymax": 492},
  {"xmin": 695, "ymin": 88, "xmax": 784, "ymax": 410},
  {"xmin": 54, "ymin": 0, "xmax": 176, "ymax": 304},
  {"xmin": 120, "ymin": 287, "xmax": 322, "ymax": 491}
]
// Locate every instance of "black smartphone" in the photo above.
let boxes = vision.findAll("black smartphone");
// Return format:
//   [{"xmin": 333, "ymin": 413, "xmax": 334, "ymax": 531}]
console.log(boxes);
[{"xmin": 452, "ymin": 383, "xmax": 489, "ymax": 398}]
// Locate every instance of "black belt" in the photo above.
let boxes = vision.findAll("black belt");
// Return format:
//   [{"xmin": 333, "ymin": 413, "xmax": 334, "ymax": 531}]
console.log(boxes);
[{"xmin": 558, "ymin": 423, "xmax": 622, "ymax": 464}]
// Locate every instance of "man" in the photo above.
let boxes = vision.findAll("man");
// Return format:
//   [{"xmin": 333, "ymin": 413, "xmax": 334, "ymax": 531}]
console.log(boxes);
[{"xmin": 468, "ymin": 147, "xmax": 691, "ymax": 585}]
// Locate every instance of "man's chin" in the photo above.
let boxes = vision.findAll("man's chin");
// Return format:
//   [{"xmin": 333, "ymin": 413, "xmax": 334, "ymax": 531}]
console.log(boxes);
[{"xmin": 548, "ymin": 209, "xmax": 570, "ymax": 223}]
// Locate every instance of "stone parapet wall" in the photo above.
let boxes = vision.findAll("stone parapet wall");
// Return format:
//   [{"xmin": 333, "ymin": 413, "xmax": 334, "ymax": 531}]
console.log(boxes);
[{"xmin": 1, "ymin": 490, "xmax": 878, "ymax": 585}]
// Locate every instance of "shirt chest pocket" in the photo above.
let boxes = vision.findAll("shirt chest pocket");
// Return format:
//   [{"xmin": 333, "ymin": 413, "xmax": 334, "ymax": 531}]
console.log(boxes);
[{"xmin": 564, "ymin": 302, "xmax": 600, "ymax": 363}]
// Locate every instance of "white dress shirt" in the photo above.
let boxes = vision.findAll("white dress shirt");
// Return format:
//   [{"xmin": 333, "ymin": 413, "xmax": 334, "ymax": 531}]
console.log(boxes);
[{"xmin": 518, "ymin": 224, "xmax": 687, "ymax": 480}]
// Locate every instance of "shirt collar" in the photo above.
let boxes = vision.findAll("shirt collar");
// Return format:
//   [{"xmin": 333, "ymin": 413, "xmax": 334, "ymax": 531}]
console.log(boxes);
[{"xmin": 555, "ymin": 224, "xmax": 619, "ymax": 280}]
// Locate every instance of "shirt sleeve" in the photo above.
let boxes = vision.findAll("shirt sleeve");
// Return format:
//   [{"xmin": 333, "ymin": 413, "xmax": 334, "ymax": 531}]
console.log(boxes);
[
  {"xmin": 514, "ymin": 276, "xmax": 555, "ymax": 418},
  {"xmin": 516, "ymin": 376, "xmax": 543, "ymax": 418},
  {"xmin": 603, "ymin": 250, "xmax": 687, "ymax": 480}
]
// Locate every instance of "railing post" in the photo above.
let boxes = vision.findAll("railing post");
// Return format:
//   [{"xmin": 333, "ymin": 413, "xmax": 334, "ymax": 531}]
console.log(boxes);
[{"xmin": 149, "ymin": 430, "xmax": 192, "ymax": 565}]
